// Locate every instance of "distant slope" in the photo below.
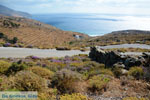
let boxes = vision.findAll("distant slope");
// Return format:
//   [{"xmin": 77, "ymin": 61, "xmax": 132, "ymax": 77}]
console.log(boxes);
[
  {"xmin": 0, "ymin": 5, "xmax": 31, "ymax": 18},
  {"xmin": 69, "ymin": 30, "xmax": 150, "ymax": 47},
  {"xmin": 0, "ymin": 15, "xmax": 89, "ymax": 49}
]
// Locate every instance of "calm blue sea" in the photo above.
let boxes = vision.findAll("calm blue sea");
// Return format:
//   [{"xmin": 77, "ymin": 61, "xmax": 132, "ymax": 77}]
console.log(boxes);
[{"xmin": 32, "ymin": 13, "xmax": 150, "ymax": 36}]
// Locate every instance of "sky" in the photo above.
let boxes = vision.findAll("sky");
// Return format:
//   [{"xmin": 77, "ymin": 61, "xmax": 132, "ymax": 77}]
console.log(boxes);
[{"xmin": 0, "ymin": 0, "xmax": 150, "ymax": 15}]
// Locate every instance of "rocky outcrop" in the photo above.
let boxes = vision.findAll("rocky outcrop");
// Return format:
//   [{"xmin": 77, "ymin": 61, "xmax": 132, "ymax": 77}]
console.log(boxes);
[
  {"xmin": 89, "ymin": 47, "xmax": 148, "ymax": 69},
  {"xmin": 89, "ymin": 47, "xmax": 125, "ymax": 67}
]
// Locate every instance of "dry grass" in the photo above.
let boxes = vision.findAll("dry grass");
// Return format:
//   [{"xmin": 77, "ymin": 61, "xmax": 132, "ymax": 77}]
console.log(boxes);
[
  {"xmin": 103, "ymin": 78, "xmax": 150, "ymax": 98},
  {"xmin": 0, "ymin": 15, "xmax": 89, "ymax": 48},
  {"xmin": 69, "ymin": 30, "xmax": 150, "ymax": 47}
]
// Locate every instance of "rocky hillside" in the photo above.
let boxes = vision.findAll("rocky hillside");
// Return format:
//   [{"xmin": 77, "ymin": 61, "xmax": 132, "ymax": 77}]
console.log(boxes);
[
  {"xmin": 0, "ymin": 5, "xmax": 31, "ymax": 18},
  {"xmin": 69, "ymin": 30, "xmax": 150, "ymax": 47},
  {"xmin": 0, "ymin": 15, "xmax": 89, "ymax": 49}
]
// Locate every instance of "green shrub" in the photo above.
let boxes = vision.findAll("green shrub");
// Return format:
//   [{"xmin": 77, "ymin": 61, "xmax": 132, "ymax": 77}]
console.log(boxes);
[
  {"xmin": 112, "ymin": 67, "xmax": 122, "ymax": 78},
  {"xmin": 88, "ymin": 69, "xmax": 114, "ymax": 78},
  {"xmin": 60, "ymin": 93, "xmax": 90, "ymax": 100},
  {"xmin": 70, "ymin": 62, "xmax": 84, "ymax": 68},
  {"xmin": 7, "ymin": 63, "xmax": 28, "ymax": 75},
  {"xmin": 29, "ymin": 66, "xmax": 54, "ymax": 80},
  {"xmin": 88, "ymin": 75, "xmax": 110, "ymax": 93},
  {"xmin": 18, "ymin": 43, "xmax": 24, "ymax": 47},
  {"xmin": 100, "ymin": 69, "xmax": 114, "ymax": 76},
  {"xmin": 128, "ymin": 67, "xmax": 144, "ymax": 79},
  {"xmin": 47, "ymin": 62, "xmax": 66, "ymax": 72},
  {"xmin": 72, "ymin": 61, "xmax": 105, "ymax": 74},
  {"xmin": 12, "ymin": 37, "xmax": 18, "ymax": 44},
  {"xmin": 0, "ymin": 60, "xmax": 11, "ymax": 74},
  {"xmin": 82, "ymin": 61, "xmax": 104, "ymax": 68},
  {"xmin": 123, "ymin": 97, "xmax": 149, "ymax": 100},
  {"xmin": 0, "ymin": 32, "xmax": 4, "ymax": 38},
  {"xmin": 0, "ymin": 42, "xmax": 5, "ymax": 46},
  {"xmin": 38, "ymin": 93, "xmax": 56, "ymax": 100},
  {"xmin": 51, "ymin": 69, "xmax": 82, "ymax": 94},
  {"xmin": 78, "ymin": 54, "xmax": 88, "ymax": 57},
  {"xmin": 14, "ymin": 71, "xmax": 47, "ymax": 92},
  {"xmin": 38, "ymin": 88, "xmax": 57, "ymax": 100}
]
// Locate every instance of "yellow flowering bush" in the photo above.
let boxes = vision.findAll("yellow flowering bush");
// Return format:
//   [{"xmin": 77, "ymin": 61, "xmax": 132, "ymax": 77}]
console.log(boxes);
[
  {"xmin": 60, "ymin": 93, "xmax": 91, "ymax": 100},
  {"xmin": 0, "ymin": 60, "xmax": 11, "ymax": 74},
  {"xmin": 123, "ymin": 97, "xmax": 149, "ymax": 100},
  {"xmin": 128, "ymin": 67, "xmax": 144, "ymax": 79},
  {"xmin": 88, "ymin": 75, "xmax": 110, "ymax": 93}
]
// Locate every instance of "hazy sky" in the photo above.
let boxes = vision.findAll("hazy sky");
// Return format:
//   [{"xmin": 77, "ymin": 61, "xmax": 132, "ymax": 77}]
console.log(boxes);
[{"xmin": 0, "ymin": 0, "xmax": 150, "ymax": 15}]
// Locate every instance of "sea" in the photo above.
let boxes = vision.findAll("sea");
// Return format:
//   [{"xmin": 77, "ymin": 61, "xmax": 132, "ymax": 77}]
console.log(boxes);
[{"xmin": 32, "ymin": 13, "xmax": 150, "ymax": 36}]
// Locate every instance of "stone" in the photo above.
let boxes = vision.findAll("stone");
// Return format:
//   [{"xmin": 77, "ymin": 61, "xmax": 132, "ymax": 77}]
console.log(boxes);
[
  {"xmin": 124, "ymin": 57, "xmax": 142, "ymax": 69},
  {"xmin": 113, "ymin": 62, "xmax": 125, "ymax": 68},
  {"xmin": 89, "ymin": 47, "xmax": 146, "ymax": 69},
  {"xmin": 121, "ymin": 69, "xmax": 128, "ymax": 75}
]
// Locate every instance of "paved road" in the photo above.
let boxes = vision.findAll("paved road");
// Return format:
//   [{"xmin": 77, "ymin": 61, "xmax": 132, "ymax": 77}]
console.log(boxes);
[
  {"xmin": 0, "ymin": 47, "xmax": 89, "ymax": 58},
  {"xmin": 98, "ymin": 44, "xmax": 150, "ymax": 49},
  {"xmin": 0, "ymin": 44, "xmax": 149, "ymax": 58}
]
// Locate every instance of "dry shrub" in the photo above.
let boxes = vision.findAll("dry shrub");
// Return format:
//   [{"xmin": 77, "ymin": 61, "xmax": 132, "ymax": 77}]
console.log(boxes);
[
  {"xmin": 46, "ymin": 62, "xmax": 66, "ymax": 72},
  {"xmin": 51, "ymin": 69, "xmax": 82, "ymax": 94},
  {"xmin": 88, "ymin": 75, "xmax": 110, "ymax": 94},
  {"xmin": 88, "ymin": 69, "xmax": 114, "ymax": 78},
  {"xmin": 14, "ymin": 71, "xmax": 47, "ymax": 92},
  {"xmin": 112, "ymin": 67, "xmax": 123, "ymax": 78},
  {"xmin": 29, "ymin": 66, "xmax": 54, "ymax": 80},
  {"xmin": 0, "ymin": 75, "xmax": 15, "ymax": 91},
  {"xmin": 6, "ymin": 63, "xmax": 28, "ymax": 75},
  {"xmin": 128, "ymin": 67, "xmax": 144, "ymax": 79}
]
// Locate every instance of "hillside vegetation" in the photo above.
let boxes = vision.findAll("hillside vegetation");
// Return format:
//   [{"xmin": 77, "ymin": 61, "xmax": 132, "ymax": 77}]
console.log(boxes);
[
  {"xmin": 0, "ymin": 15, "xmax": 89, "ymax": 49},
  {"xmin": 0, "ymin": 54, "xmax": 149, "ymax": 100},
  {"xmin": 69, "ymin": 30, "xmax": 150, "ymax": 47}
]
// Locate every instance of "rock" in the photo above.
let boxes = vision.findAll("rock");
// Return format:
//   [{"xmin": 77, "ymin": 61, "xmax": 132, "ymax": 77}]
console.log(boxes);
[
  {"xmin": 121, "ymin": 69, "xmax": 128, "ymax": 75},
  {"xmin": 89, "ymin": 47, "xmax": 146, "ymax": 69},
  {"xmin": 124, "ymin": 57, "xmax": 142, "ymax": 69},
  {"xmin": 142, "ymin": 53, "xmax": 150, "ymax": 67},
  {"xmin": 113, "ymin": 62, "xmax": 125, "ymax": 68},
  {"xmin": 89, "ymin": 47, "xmax": 125, "ymax": 67}
]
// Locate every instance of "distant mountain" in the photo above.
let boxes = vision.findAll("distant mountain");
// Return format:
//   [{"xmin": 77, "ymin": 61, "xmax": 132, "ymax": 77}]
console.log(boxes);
[{"xmin": 0, "ymin": 5, "xmax": 31, "ymax": 18}]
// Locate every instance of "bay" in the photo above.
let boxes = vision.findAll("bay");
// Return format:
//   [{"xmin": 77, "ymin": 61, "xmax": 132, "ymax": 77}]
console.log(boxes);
[{"xmin": 32, "ymin": 13, "xmax": 150, "ymax": 36}]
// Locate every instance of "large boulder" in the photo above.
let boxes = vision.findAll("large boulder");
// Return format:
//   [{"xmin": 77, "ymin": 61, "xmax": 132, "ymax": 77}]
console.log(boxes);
[
  {"xmin": 89, "ymin": 47, "xmax": 145, "ymax": 69},
  {"xmin": 89, "ymin": 47, "xmax": 125, "ymax": 67},
  {"xmin": 124, "ymin": 56, "xmax": 142, "ymax": 69},
  {"xmin": 142, "ymin": 53, "xmax": 150, "ymax": 67}
]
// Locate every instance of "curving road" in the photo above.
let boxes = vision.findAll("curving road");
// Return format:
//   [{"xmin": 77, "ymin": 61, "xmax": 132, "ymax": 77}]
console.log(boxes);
[
  {"xmin": 0, "ymin": 44, "xmax": 149, "ymax": 58},
  {"xmin": 0, "ymin": 47, "xmax": 89, "ymax": 58}
]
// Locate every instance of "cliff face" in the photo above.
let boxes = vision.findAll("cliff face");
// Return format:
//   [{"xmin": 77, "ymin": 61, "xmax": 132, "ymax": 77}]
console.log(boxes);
[{"xmin": 0, "ymin": 5, "xmax": 31, "ymax": 18}]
